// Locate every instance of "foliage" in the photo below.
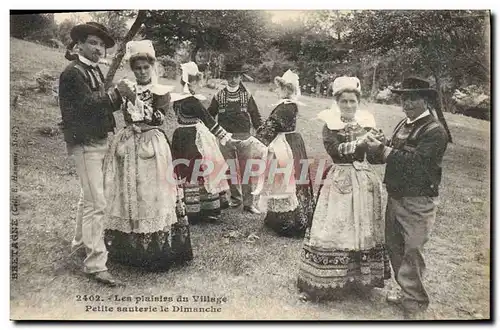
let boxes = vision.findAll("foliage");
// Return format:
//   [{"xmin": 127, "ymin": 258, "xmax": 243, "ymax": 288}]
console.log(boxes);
[
  {"xmin": 156, "ymin": 55, "xmax": 179, "ymax": 79},
  {"xmin": 57, "ymin": 18, "xmax": 78, "ymax": 46},
  {"xmin": 268, "ymin": 13, "xmax": 351, "ymax": 88},
  {"xmin": 304, "ymin": 10, "xmax": 354, "ymax": 40},
  {"xmin": 142, "ymin": 10, "xmax": 272, "ymax": 62},
  {"xmin": 251, "ymin": 47, "xmax": 296, "ymax": 83},
  {"xmin": 88, "ymin": 11, "xmax": 130, "ymax": 42},
  {"xmin": 11, "ymin": 13, "xmax": 58, "ymax": 45},
  {"xmin": 270, "ymin": 17, "xmax": 310, "ymax": 62},
  {"xmin": 346, "ymin": 10, "xmax": 490, "ymax": 109},
  {"xmin": 37, "ymin": 9, "xmax": 489, "ymax": 111},
  {"xmin": 452, "ymin": 85, "xmax": 490, "ymax": 113}
]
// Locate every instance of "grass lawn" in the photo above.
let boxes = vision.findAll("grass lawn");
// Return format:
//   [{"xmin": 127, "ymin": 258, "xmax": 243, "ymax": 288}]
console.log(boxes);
[{"xmin": 9, "ymin": 38, "xmax": 490, "ymax": 320}]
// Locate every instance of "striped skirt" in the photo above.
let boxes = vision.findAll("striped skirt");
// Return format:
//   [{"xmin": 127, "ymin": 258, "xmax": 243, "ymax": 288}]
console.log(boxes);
[
  {"xmin": 183, "ymin": 182, "xmax": 223, "ymax": 224},
  {"xmin": 297, "ymin": 162, "xmax": 391, "ymax": 300}
]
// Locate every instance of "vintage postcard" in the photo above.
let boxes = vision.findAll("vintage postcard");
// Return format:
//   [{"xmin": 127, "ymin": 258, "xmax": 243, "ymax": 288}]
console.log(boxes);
[{"xmin": 9, "ymin": 9, "xmax": 490, "ymax": 320}]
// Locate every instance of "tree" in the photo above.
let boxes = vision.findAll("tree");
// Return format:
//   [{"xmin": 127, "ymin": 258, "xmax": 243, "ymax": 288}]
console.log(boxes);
[
  {"xmin": 299, "ymin": 32, "xmax": 350, "ymax": 63},
  {"xmin": 305, "ymin": 10, "xmax": 354, "ymax": 41},
  {"xmin": 10, "ymin": 13, "xmax": 57, "ymax": 43},
  {"xmin": 348, "ymin": 10, "xmax": 489, "ymax": 93},
  {"xmin": 88, "ymin": 10, "xmax": 130, "ymax": 42},
  {"xmin": 142, "ymin": 10, "xmax": 272, "ymax": 62},
  {"xmin": 254, "ymin": 47, "xmax": 296, "ymax": 83},
  {"xmin": 57, "ymin": 18, "xmax": 78, "ymax": 46},
  {"xmin": 105, "ymin": 10, "xmax": 147, "ymax": 89},
  {"xmin": 345, "ymin": 10, "xmax": 490, "ymax": 141},
  {"xmin": 270, "ymin": 17, "xmax": 311, "ymax": 62}
]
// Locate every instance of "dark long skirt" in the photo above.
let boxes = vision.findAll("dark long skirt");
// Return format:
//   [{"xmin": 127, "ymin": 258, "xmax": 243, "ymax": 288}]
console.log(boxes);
[{"xmin": 104, "ymin": 222, "xmax": 193, "ymax": 271}]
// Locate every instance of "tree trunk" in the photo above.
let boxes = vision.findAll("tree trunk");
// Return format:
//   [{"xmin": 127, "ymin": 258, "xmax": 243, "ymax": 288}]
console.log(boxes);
[
  {"xmin": 190, "ymin": 45, "xmax": 200, "ymax": 62},
  {"xmin": 105, "ymin": 10, "xmax": 147, "ymax": 89},
  {"xmin": 431, "ymin": 71, "xmax": 453, "ymax": 143},
  {"xmin": 370, "ymin": 61, "xmax": 379, "ymax": 101}
]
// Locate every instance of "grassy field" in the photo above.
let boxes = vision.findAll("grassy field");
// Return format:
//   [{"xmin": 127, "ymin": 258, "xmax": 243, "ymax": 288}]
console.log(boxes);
[{"xmin": 9, "ymin": 38, "xmax": 490, "ymax": 320}]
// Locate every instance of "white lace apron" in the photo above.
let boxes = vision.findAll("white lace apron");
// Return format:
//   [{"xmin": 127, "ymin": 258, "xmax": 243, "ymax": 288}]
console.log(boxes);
[
  {"xmin": 104, "ymin": 125, "xmax": 178, "ymax": 233},
  {"xmin": 179, "ymin": 122, "xmax": 230, "ymax": 194},
  {"xmin": 254, "ymin": 131, "xmax": 299, "ymax": 212}
]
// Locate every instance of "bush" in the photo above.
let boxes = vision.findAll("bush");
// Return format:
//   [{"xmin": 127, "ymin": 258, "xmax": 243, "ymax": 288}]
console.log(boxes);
[
  {"xmin": 157, "ymin": 55, "xmax": 179, "ymax": 80},
  {"xmin": 12, "ymin": 13, "xmax": 58, "ymax": 47},
  {"xmin": 452, "ymin": 84, "xmax": 490, "ymax": 120},
  {"xmin": 250, "ymin": 48, "xmax": 296, "ymax": 83},
  {"xmin": 375, "ymin": 86, "xmax": 399, "ymax": 105}
]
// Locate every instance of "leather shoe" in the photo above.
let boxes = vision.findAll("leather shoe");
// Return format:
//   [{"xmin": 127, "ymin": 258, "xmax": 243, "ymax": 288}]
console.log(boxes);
[
  {"xmin": 386, "ymin": 290, "xmax": 403, "ymax": 305},
  {"xmin": 387, "ymin": 291, "xmax": 427, "ymax": 319},
  {"xmin": 243, "ymin": 205, "xmax": 261, "ymax": 214},
  {"xmin": 90, "ymin": 271, "xmax": 123, "ymax": 287},
  {"xmin": 220, "ymin": 200, "xmax": 230, "ymax": 210},
  {"xmin": 206, "ymin": 215, "xmax": 220, "ymax": 223},
  {"xmin": 229, "ymin": 201, "xmax": 242, "ymax": 208},
  {"xmin": 403, "ymin": 308, "xmax": 427, "ymax": 320}
]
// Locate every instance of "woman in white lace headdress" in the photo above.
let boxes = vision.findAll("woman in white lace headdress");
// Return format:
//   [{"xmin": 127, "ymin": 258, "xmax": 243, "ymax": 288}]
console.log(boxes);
[
  {"xmin": 297, "ymin": 76, "xmax": 391, "ymax": 300},
  {"xmin": 252, "ymin": 70, "xmax": 315, "ymax": 237},
  {"xmin": 103, "ymin": 40, "xmax": 193, "ymax": 271},
  {"xmin": 170, "ymin": 61, "xmax": 234, "ymax": 224}
]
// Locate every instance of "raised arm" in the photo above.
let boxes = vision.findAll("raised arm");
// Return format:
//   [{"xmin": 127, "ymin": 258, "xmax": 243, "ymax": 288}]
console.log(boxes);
[
  {"xmin": 384, "ymin": 125, "xmax": 448, "ymax": 175},
  {"xmin": 247, "ymin": 95, "xmax": 263, "ymax": 130},
  {"xmin": 189, "ymin": 98, "xmax": 232, "ymax": 145},
  {"xmin": 59, "ymin": 67, "xmax": 121, "ymax": 126},
  {"xmin": 206, "ymin": 96, "xmax": 220, "ymax": 118},
  {"xmin": 322, "ymin": 124, "xmax": 343, "ymax": 163},
  {"xmin": 255, "ymin": 103, "xmax": 296, "ymax": 146}
]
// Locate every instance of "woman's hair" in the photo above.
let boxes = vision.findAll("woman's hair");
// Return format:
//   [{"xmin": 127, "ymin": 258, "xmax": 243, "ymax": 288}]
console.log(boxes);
[
  {"xmin": 129, "ymin": 54, "xmax": 155, "ymax": 69},
  {"xmin": 180, "ymin": 73, "xmax": 202, "ymax": 87},
  {"xmin": 275, "ymin": 78, "xmax": 296, "ymax": 98},
  {"xmin": 279, "ymin": 84, "xmax": 295, "ymax": 98},
  {"xmin": 334, "ymin": 89, "xmax": 361, "ymax": 102}
]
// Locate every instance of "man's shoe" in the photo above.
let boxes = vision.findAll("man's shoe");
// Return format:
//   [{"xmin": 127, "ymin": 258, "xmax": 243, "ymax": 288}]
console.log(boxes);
[
  {"xmin": 206, "ymin": 215, "xmax": 221, "ymax": 223},
  {"xmin": 220, "ymin": 200, "xmax": 230, "ymax": 210},
  {"xmin": 387, "ymin": 291, "xmax": 428, "ymax": 319},
  {"xmin": 243, "ymin": 205, "xmax": 261, "ymax": 214},
  {"xmin": 403, "ymin": 307, "xmax": 427, "ymax": 320},
  {"xmin": 386, "ymin": 290, "xmax": 403, "ymax": 305},
  {"xmin": 229, "ymin": 201, "xmax": 242, "ymax": 208},
  {"xmin": 68, "ymin": 247, "xmax": 86, "ymax": 268},
  {"xmin": 90, "ymin": 271, "xmax": 123, "ymax": 287}
]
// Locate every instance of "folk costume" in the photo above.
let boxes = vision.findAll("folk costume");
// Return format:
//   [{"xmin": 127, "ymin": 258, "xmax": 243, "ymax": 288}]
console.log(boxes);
[
  {"xmin": 103, "ymin": 41, "xmax": 193, "ymax": 271},
  {"xmin": 207, "ymin": 61, "xmax": 263, "ymax": 209},
  {"xmin": 58, "ymin": 22, "xmax": 122, "ymax": 278},
  {"xmin": 369, "ymin": 77, "xmax": 449, "ymax": 313},
  {"xmin": 253, "ymin": 70, "xmax": 315, "ymax": 237},
  {"xmin": 297, "ymin": 77, "xmax": 391, "ymax": 300},
  {"xmin": 171, "ymin": 62, "xmax": 232, "ymax": 224}
]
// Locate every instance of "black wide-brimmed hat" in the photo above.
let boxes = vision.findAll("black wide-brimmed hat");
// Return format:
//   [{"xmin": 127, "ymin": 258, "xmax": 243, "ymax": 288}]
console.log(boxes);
[
  {"xmin": 390, "ymin": 76, "xmax": 438, "ymax": 97},
  {"xmin": 70, "ymin": 22, "xmax": 115, "ymax": 48},
  {"xmin": 220, "ymin": 61, "xmax": 247, "ymax": 73}
]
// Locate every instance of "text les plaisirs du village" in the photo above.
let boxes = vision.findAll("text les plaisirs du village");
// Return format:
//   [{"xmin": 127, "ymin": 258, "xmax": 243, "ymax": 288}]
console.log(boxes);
[{"xmin": 77, "ymin": 295, "xmax": 228, "ymax": 313}]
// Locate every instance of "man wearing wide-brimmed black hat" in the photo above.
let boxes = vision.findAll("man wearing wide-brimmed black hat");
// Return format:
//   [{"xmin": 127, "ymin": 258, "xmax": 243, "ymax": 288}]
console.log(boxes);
[
  {"xmin": 207, "ymin": 58, "xmax": 263, "ymax": 214},
  {"xmin": 362, "ymin": 77, "xmax": 449, "ymax": 319},
  {"xmin": 59, "ymin": 22, "xmax": 128, "ymax": 286}
]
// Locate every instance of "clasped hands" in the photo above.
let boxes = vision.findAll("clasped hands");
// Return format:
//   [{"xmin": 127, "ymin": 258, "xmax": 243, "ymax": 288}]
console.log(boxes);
[
  {"xmin": 226, "ymin": 136, "xmax": 267, "ymax": 157},
  {"xmin": 357, "ymin": 130, "xmax": 386, "ymax": 153}
]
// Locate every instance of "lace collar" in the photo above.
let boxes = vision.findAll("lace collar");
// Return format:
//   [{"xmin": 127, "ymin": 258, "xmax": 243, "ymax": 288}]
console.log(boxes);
[{"xmin": 317, "ymin": 106, "xmax": 376, "ymax": 130}]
